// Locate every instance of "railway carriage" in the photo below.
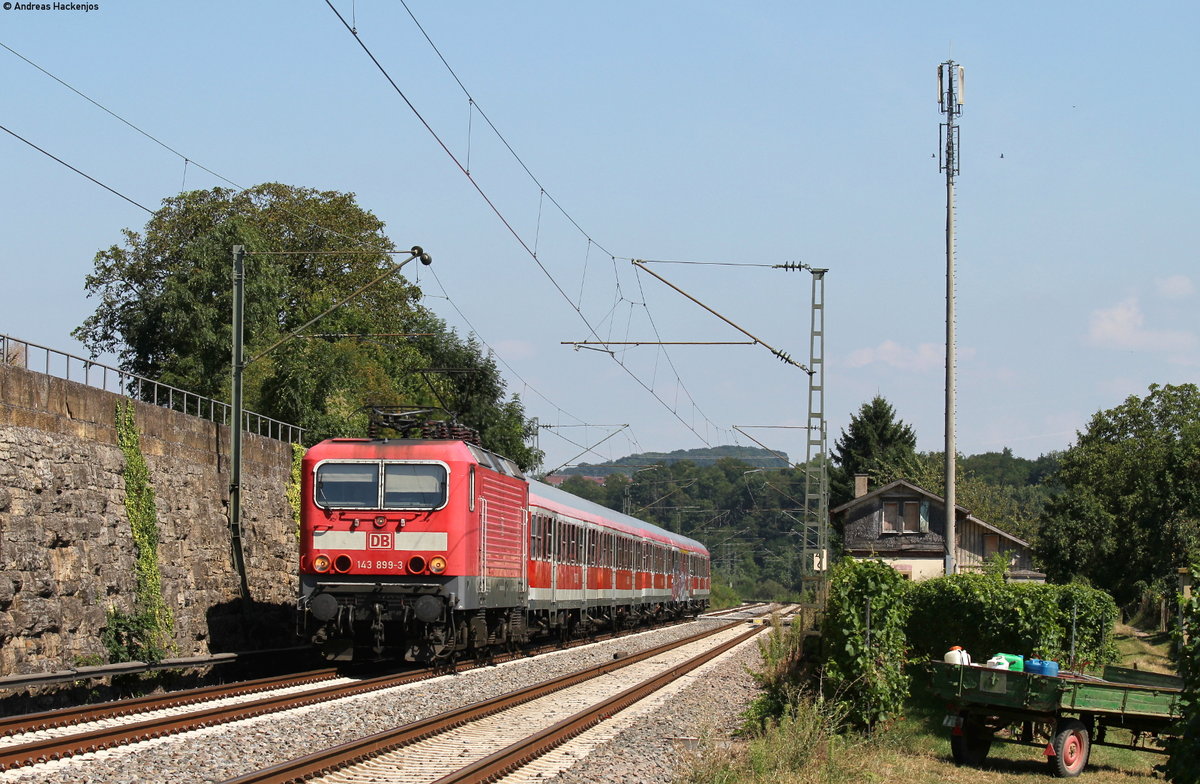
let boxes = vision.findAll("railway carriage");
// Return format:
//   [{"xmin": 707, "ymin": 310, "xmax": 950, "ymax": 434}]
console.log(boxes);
[{"xmin": 299, "ymin": 437, "xmax": 710, "ymax": 661}]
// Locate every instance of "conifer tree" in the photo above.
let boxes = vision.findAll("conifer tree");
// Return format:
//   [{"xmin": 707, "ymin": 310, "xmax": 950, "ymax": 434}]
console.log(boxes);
[{"xmin": 830, "ymin": 395, "xmax": 917, "ymax": 506}]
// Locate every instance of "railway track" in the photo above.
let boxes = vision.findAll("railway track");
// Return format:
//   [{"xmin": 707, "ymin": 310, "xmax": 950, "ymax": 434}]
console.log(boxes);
[
  {"xmin": 703, "ymin": 601, "xmax": 770, "ymax": 618},
  {"xmin": 0, "ymin": 668, "xmax": 342, "ymax": 740},
  {"xmin": 0, "ymin": 616, "xmax": 726, "ymax": 774},
  {"xmin": 221, "ymin": 620, "xmax": 763, "ymax": 784}
]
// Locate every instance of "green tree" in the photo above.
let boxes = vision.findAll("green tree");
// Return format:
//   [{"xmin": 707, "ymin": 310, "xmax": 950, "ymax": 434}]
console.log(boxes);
[
  {"xmin": 1036, "ymin": 384, "xmax": 1200, "ymax": 606},
  {"xmin": 74, "ymin": 183, "xmax": 542, "ymax": 468},
  {"xmin": 830, "ymin": 396, "xmax": 917, "ymax": 507}
]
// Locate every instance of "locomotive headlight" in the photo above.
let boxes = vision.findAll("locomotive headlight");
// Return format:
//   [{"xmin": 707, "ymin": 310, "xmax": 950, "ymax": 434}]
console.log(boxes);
[
  {"xmin": 374, "ymin": 516, "xmax": 387, "ymax": 528},
  {"xmin": 313, "ymin": 554, "xmax": 332, "ymax": 573},
  {"xmin": 429, "ymin": 556, "xmax": 447, "ymax": 574}
]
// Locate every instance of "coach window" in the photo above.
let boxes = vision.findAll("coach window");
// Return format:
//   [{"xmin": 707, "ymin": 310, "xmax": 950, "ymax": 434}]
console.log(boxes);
[
  {"xmin": 530, "ymin": 516, "xmax": 541, "ymax": 560},
  {"xmin": 383, "ymin": 463, "xmax": 447, "ymax": 509},
  {"xmin": 315, "ymin": 462, "xmax": 379, "ymax": 508}
]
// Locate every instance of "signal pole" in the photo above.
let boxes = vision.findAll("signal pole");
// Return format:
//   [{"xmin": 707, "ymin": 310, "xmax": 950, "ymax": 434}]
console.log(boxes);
[{"xmin": 938, "ymin": 60, "xmax": 963, "ymax": 576}]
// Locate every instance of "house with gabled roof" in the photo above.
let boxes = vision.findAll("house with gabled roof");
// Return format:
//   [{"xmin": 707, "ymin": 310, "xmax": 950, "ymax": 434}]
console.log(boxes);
[{"xmin": 831, "ymin": 476, "xmax": 1043, "ymax": 582}]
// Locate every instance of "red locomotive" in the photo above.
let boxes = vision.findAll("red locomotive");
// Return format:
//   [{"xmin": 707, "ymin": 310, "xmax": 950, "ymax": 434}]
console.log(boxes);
[{"xmin": 299, "ymin": 436, "xmax": 711, "ymax": 661}]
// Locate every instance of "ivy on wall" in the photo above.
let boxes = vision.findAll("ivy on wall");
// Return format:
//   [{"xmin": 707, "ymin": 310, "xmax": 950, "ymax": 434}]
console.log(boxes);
[
  {"xmin": 287, "ymin": 443, "xmax": 304, "ymax": 539},
  {"xmin": 103, "ymin": 400, "xmax": 174, "ymax": 664}
]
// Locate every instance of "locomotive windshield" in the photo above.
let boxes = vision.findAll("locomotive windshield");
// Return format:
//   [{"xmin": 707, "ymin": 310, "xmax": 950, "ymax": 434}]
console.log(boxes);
[{"xmin": 314, "ymin": 461, "xmax": 448, "ymax": 510}]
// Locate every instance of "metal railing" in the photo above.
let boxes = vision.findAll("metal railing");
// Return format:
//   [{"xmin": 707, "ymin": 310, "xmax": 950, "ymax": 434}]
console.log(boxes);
[{"xmin": 1, "ymin": 333, "xmax": 305, "ymax": 443}]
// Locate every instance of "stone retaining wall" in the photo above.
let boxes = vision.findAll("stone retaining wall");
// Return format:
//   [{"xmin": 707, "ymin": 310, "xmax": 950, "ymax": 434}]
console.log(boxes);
[{"xmin": 0, "ymin": 362, "xmax": 297, "ymax": 676}]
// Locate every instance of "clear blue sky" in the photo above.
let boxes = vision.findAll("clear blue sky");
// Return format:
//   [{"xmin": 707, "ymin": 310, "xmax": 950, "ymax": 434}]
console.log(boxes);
[{"xmin": 3, "ymin": 1, "xmax": 1197, "ymax": 472}]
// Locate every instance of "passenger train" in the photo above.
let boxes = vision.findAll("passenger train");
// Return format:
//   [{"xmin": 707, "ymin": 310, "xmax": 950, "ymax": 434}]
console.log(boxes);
[{"xmin": 298, "ymin": 436, "xmax": 711, "ymax": 661}]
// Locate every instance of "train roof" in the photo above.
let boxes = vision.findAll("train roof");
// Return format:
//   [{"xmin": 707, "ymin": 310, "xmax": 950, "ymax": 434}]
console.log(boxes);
[
  {"xmin": 306, "ymin": 439, "xmax": 708, "ymax": 555},
  {"xmin": 527, "ymin": 479, "xmax": 708, "ymax": 555}
]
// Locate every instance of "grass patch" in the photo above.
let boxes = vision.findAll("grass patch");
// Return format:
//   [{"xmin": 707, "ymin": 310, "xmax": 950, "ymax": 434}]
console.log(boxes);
[
  {"xmin": 1112, "ymin": 623, "xmax": 1174, "ymax": 674},
  {"xmin": 683, "ymin": 692, "xmax": 1165, "ymax": 784}
]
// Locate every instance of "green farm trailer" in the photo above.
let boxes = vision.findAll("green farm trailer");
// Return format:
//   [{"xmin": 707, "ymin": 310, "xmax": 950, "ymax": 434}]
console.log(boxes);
[{"xmin": 927, "ymin": 660, "xmax": 1182, "ymax": 777}]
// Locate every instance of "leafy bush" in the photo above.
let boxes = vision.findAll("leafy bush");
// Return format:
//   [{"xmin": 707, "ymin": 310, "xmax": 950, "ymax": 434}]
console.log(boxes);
[
  {"xmin": 708, "ymin": 579, "xmax": 741, "ymax": 610},
  {"xmin": 1162, "ymin": 591, "xmax": 1200, "ymax": 783},
  {"xmin": 821, "ymin": 559, "xmax": 911, "ymax": 730},
  {"xmin": 906, "ymin": 572, "xmax": 1117, "ymax": 668}
]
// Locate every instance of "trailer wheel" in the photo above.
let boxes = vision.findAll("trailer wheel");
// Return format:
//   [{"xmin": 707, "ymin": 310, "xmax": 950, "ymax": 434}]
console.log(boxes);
[
  {"xmin": 950, "ymin": 715, "xmax": 993, "ymax": 766},
  {"xmin": 1049, "ymin": 719, "xmax": 1090, "ymax": 777}
]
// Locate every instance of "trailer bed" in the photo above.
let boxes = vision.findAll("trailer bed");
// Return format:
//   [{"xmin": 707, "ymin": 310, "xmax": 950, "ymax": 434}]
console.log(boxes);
[{"xmin": 926, "ymin": 660, "xmax": 1181, "ymax": 777}]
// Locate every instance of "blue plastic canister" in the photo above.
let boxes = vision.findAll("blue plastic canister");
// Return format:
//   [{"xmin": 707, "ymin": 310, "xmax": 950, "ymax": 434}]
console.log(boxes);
[{"xmin": 1026, "ymin": 659, "xmax": 1060, "ymax": 677}]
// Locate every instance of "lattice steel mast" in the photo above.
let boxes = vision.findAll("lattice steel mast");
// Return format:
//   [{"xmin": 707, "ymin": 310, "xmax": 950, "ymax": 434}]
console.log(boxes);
[
  {"xmin": 776, "ymin": 262, "xmax": 828, "ymax": 575},
  {"xmin": 803, "ymin": 268, "xmax": 828, "ymax": 574}
]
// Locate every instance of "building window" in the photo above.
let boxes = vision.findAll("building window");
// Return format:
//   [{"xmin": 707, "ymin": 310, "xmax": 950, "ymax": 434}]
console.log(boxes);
[
  {"xmin": 983, "ymin": 533, "xmax": 1000, "ymax": 559},
  {"xmin": 883, "ymin": 500, "xmax": 925, "ymax": 533}
]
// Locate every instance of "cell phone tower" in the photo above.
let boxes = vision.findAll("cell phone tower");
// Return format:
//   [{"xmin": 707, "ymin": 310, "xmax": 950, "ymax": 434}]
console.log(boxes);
[{"xmin": 938, "ymin": 60, "xmax": 963, "ymax": 576}]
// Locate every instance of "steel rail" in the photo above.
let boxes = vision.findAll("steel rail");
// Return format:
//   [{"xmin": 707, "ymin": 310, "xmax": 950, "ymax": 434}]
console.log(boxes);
[
  {"xmin": 0, "ymin": 647, "xmax": 317, "ymax": 692},
  {"xmin": 0, "ymin": 664, "xmax": 444, "ymax": 771},
  {"xmin": 433, "ymin": 625, "xmax": 763, "ymax": 784},
  {"xmin": 0, "ymin": 667, "xmax": 339, "ymax": 738},
  {"xmin": 0, "ymin": 617, "xmax": 709, "ymax": 772},
  {"xmin": 220, "ymin": 621, "xmax": 750, "ymax": 784}
]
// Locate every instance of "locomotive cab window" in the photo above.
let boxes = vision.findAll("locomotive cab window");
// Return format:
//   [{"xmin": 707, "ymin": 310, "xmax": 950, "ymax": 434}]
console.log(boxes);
[
  {"xmin": 383, "ymin": 463, "xmax": 447, "ymax": 509},
  {"xmin": 314, "ymin": 463, "xmax": 379, "ymax": 508},
  {"xmin": 314, "ymin": 461, "xmax": 447, "ymax": 510}
]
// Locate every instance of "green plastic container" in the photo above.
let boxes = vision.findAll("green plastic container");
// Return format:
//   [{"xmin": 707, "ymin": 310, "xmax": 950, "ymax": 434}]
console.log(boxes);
[{"xmin": 998, "ymin": 653, "xmax": 1025, "ymax": 672}]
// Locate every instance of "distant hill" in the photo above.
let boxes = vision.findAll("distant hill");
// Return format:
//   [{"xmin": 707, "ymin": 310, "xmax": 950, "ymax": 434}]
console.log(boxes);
[{"xmin": 557, "ymin": 445, "xmax": 789, "ymax": 478}]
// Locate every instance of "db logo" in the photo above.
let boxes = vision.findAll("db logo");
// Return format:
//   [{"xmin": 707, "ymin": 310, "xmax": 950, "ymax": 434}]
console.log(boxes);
[{"xmin": 367, "ymin": 532, "xmax": 393, "ymax": 550}]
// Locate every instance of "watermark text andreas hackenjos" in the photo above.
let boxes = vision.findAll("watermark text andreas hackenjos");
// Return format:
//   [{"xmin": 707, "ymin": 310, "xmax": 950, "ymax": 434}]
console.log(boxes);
[{"xmin": 4, "ymin": 2, "xmax": 101, "ymax": 11}]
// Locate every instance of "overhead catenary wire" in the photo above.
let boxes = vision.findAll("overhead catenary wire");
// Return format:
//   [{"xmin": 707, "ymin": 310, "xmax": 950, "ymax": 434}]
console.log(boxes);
[
  {"xmin": 0, "ymin": 42, "xmax": 236, "ymax": 190},
  {"xmin": 2, "ymin": 34, "xmax": 607, "ymax": 445},
  {"xmin": 386, "ymin": 0, "xmax": 729, "ymax": 443},
  {"xmin": 2, "ymin": 33, "xmax": 657, "ymax": 474},
  {"xmin": 10, "ymin": 17, "xmax": 771, "ymax": 465},
  {"xmin": 324, "ymin": 1, "xmax": 726, "ymax": 450},
  {"xmin": 395, "ymin": 0, "xmax": 618, "ymax": 261},
  {"xmin": 632, "ymin": 260, "xmax": 812, "ymax": 375},
  {"xmin": 0, "ymin": 41, "xmax": 392, "ymax": 256},
  {"xmin": 0, "ymin": 122, "xmax": 153, "ymax": 214}
]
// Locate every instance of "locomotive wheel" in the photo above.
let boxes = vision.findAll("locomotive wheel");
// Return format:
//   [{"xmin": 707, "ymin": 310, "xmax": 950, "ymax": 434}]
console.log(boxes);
[{"xmin": 1048, "ymin": 719, "xmax": 1090, "ymax": 777}]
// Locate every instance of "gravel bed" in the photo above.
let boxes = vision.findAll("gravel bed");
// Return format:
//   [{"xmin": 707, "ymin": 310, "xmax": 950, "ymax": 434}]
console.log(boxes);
[
  {"xmin": 0, "ymin": 619, "xmax": 754, "ymax": 784},
  {"xmin": 522, "ymin": 631, "xmax": 762, "ymax": 784}
]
